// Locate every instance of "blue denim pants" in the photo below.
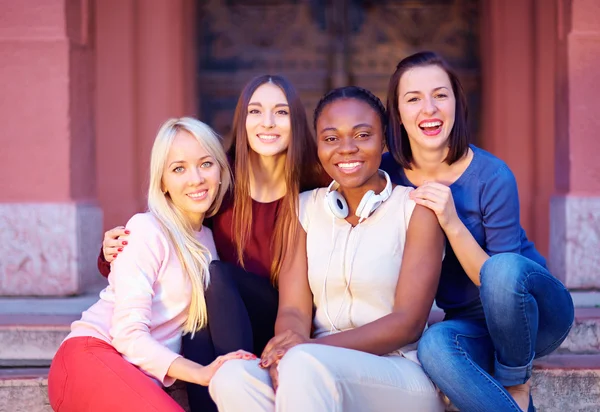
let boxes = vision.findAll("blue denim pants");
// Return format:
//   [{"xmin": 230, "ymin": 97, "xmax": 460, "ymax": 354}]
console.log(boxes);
[{"xmin": 418, "ymin": 253, "xmax": 574, "ymax": 412}]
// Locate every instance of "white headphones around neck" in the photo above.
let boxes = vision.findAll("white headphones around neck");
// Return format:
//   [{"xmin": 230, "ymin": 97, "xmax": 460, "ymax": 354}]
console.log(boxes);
[{"xmin": 324, "ymin": 170, "xmax": 393, "ymax": 222}]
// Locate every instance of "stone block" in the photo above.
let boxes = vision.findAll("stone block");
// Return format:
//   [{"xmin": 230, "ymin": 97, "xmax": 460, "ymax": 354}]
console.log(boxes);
[
  {"xmin": 0, "ymin": 203, "xmax": 102, "ymax": 296},
  {"xmin": 549, "ymin": 195, "xmax": 600, "ymax": 289}
]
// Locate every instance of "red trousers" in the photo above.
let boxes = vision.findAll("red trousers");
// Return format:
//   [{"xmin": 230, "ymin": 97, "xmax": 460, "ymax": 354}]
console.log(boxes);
[{"xmin": 48, "ymin": 336, "xmax": 184, "ymax": 412}]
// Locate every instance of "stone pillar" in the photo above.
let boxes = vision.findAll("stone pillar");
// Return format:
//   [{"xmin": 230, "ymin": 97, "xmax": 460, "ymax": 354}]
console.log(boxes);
[
  {"xmin": 550, "ymin": 0, "xmax": 600, "ymax": 287},
  {"xmin": 0, "ymin": 0, "xmax": 102, "ymax": 296}
]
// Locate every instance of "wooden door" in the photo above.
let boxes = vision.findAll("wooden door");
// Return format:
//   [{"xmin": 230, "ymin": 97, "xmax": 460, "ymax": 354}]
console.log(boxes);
[{"xmin": 196, "ymin": 0, "xmax": 481, "ymax": 147}]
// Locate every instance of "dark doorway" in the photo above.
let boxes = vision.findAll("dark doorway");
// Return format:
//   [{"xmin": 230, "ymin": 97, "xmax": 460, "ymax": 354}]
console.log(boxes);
[{"xmin": 196, "ymin": 0, "xmax": 480, "ymax": 148}]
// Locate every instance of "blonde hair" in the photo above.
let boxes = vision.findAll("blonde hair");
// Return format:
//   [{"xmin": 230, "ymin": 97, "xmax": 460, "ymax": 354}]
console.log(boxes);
[{"xmin": 148, "ymin": 117, "xmax": 232, "ymax": 335}]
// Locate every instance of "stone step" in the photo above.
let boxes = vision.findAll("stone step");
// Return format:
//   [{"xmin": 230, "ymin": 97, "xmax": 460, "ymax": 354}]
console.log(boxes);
[
  {"xmin": 1, "ymin": 306, "xmax": 598, "ymax": 368},
  {"xmin": 0, "ymin": 289, "xmax": 100, "ymax": 367},
  {"xmin": 0, "ymin": 368, "xmax": 190, "ymax": 412},
  {"xmin": 0, "ymin": 368, "xmax": 51, "ymax": 412},
  {"xmin": 558, "ymin": 307, "xmax": 600, "ymax": 354},
  {"xmin": 532, "ymin": 354, "xmax": 600, "ymax": 411},
  {"xmin": 1, "ymin": 355, "xmax": 598, "ymax": 412},
  {"xmin": 0, "ymin": 315, "xmax": 73, "ymax": 367}
]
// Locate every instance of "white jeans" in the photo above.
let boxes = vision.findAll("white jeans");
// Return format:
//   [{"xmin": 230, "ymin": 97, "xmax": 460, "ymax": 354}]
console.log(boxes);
[{"xmin": 209, "ymin": 343, "xmax": 444, "ymax": 412}]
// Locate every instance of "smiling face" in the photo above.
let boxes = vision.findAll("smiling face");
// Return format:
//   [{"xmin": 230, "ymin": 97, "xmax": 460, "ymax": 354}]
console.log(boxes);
[
  {"xmin": 162, "ymin": 130, "xmax": 221, "ymax": 229},
  {"xmin": 245, "ymin": 82, "xmax": 291, "ymax": 158},
  {"xmin": 397, "ymin": 64, "xmax": 456, "ymax": 152},
  {"xmin": 316, "ymin": 98, "xmax": 384, "ymax": 191}
]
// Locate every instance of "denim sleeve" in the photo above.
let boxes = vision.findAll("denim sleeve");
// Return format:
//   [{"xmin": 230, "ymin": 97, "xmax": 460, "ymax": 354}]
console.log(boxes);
[{"xmin": 481, "ymin": 165, "xmax": 522, "ymax": 255}]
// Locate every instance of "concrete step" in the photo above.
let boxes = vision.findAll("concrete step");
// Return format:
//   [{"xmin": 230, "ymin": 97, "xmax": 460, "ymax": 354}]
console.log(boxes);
[
  {"xmin": 0, "ymin": 289, "xmax": 100, "ymax": 367},
  {"xmin": 532, "ymin": 354, "xmax": 600, "ymax": 411},
  {"xmin": 0, "ymin": 291, "xmax": 596, "ymax": 411},
  {"xmin": 0, "ymin": 315, "xmax": 73, "ymax": 367},
  {"xmin": 0, "ymin": 368, "xmax": 191, "ymax": 412},
  {"xmin": 0, "ymin": 368, "xmax": 51, "ymax": 412},
  {"xmin": 1, "ymin": 355, "xmax": 598, "ymax": 412},
  {"xmin": 1, "ymin": 307, "xmax": 598, "ymax": 368},
  {"xmin": 558, "ymin": 307, "xmax": 600, "ymax": 354}
]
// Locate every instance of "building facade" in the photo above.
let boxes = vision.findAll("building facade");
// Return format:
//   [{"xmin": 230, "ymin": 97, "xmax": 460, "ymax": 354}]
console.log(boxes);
[{"xmin": 0, "ymin": 0, "xmax": 598, "ymax": 296}]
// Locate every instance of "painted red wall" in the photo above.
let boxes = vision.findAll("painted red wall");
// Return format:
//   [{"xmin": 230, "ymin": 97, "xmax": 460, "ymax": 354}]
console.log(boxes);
[
  {"xmin": 94, "ymin": 0, "xmax": 198, "ymax": 231},
  {"xmin": 0, "ymin": 0, "xmax": 95, "ymax": 203},
  {"xmin": 480, "ymin": 0, "xmax": 557, "ymax": 257}
]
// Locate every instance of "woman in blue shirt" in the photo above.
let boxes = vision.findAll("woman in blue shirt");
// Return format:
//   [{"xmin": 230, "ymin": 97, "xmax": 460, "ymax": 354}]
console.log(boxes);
[{"xmin": 381, "ymin": 51, "xmax": 574, "ymax": 412}]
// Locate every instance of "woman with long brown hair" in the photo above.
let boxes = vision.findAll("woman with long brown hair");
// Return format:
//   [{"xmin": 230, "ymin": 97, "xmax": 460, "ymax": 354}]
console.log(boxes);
[{"xmin": 97, "ymin": 75, "xmax": 325, "ymax": 411}]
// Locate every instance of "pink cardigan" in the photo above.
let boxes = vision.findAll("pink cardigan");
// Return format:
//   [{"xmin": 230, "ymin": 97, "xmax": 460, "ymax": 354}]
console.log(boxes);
[{"xmin": 66, "ymin": 213, "xmax": 218, "ymax": 387}]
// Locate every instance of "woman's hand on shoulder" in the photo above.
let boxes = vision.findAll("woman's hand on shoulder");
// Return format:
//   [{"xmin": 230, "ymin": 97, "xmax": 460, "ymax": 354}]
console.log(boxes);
[
  {"xmin": 102, "ymin": 226, "xmax": 130, "ymax": 263},
  {"xmin": 409, "ymin": 182, "xmax": 460, "ymax": 231}
]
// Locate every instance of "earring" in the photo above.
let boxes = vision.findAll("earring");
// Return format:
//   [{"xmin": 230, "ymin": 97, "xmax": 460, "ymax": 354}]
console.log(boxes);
[{"xmin": 219, "ymin": 181, "xmax": 222, "ymax": 185}]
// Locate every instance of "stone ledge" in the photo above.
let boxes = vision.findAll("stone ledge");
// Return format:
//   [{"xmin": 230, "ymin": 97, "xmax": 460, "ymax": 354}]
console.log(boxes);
[{"xmin": 534, "ymin": 353, "xmax": 600, "ymax": 370}]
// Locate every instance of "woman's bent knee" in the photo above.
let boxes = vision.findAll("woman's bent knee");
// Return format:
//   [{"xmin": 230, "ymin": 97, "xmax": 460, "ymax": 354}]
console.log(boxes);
[
  {"xmin": 278, "ymin": 344, "xmax": 332, "ymax": 381},
  {"xmin": 209, "ymin": 359, "xmax": 249, "ymax": 398},
  {"xmin": 418, "ymin": 323, "xmax": 455, "ymax": 368},
  {"xmin": 480, "ymin": 253, "xmax": 526, "ymax": 289}
]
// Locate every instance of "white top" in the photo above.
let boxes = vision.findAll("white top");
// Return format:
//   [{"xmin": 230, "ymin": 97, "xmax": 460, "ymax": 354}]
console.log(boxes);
[
  {"xmin": 299, "ymin": 186, "xmax": 417, "ymax": 354},
  {"xmin": 66, "ymin": 212, "xmax": 218, "ymax": 387}
]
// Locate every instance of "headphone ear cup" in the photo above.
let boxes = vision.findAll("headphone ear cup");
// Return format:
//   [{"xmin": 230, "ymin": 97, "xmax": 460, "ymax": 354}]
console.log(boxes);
[
  {"xmin": 327, "ymin": 191, "xmax": 349, "ymax": 219},
  {"xmin": 355, "ymin": 190, "xmax": 375, "ymax": 220}
]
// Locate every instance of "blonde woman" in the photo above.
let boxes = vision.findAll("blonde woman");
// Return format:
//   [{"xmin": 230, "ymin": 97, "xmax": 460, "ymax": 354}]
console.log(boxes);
[
  {"xmin": 47, "ymin": 118, "xmax": 255, "ymax": 412},
  {"xmin": 96, "ymin": 76, "xmax": 327, "ymax": 412}
]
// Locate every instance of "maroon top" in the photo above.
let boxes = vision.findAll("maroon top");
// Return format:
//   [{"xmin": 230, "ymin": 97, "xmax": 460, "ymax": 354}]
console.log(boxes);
[
  {"xmin": 211, "ymin": 195, "xmax": 282, "ymax": 278},
  {"xmin": 97, "ymin": 194, "xmax": 282, "ymax": 279}
]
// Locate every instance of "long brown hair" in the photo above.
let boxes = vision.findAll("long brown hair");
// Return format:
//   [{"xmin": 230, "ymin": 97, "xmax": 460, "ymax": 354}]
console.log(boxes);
[{"xmin": 229, "ymin": 75, "xmax": 324, "ymax": 284}]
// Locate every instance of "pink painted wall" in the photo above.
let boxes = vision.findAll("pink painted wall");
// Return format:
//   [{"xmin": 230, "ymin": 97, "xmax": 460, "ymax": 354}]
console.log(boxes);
[
  {"xmin": 550, "ymin": 0, "xmax": 600, "ymax": 287},
  {"xmin": 554, "ymin": 0, "xmax": 600, "ymax": 196},
  {"xmin": 0, "ymin": 0, "xmax": 95, "ymax": 203},
  {"xmin": 0, "ymin": 0, "xmax": 102, "ymax": 296},
  {"xmin": 480, "ymin": 0, "xmax": 557, "ymax": 257},
  {"xmin": 94, "ymin": 0, "xmax": 198, "ymax": 231},
  {"xmin": 5, "ymin": 0, "xmax": 590, "ymax": 261},
  {"xmin": 560, "ymin": 0, "xmax": 600, "ymax": 194}
]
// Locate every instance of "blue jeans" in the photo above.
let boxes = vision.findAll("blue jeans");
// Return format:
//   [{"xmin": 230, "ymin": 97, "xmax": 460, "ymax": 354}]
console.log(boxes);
[{"xmin": 418, "ymin": 253, "xmax": 574, "ymax": 412}]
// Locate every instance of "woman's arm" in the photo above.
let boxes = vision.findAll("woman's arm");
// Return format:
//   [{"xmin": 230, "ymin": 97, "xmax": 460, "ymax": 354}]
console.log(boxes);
[
  {"xmin": 273, "ymin": 226, "xmax": 313, "ymax": 339},
  {"xmin": 259, "ymin": 226, "xmax": 314, "ymax": 369},
  {"xmin": 108, "ymin": 215, "xmax": 184, "ymax": 385},
  {"xmin": 314, "ymin": 205, "xmax": 444, "ymax": 355},
  {"xmin": 442, "ymin": 221, "xmax": 489, "ymax": 286},
  {"xmin": 97, "ymin": 247, "xmax": 111, "ymax": 277},
  {"xmin": 109, "ymin": 214, "xmax": 232, "ymax": 387},
  {"xmin": 97, "ymin": 226, "xmax": 130, "ymax": 277},
  {"xmin": 167, "ymin": 351, "xmax": 255, "ymax": 386},
  {"xmin": 411, "ymin": 166, "xmax": 522, "ymax": 286}
]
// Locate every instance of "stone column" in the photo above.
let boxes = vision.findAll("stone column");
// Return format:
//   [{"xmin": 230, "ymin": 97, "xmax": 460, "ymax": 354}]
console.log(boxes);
[
  {"xmin": 0, "ymin": 0, "xmax": 102, "ymax": 296},
  {"xmin": 550, "ymin": 0, "xmax": 600, "ymax": 287}
]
